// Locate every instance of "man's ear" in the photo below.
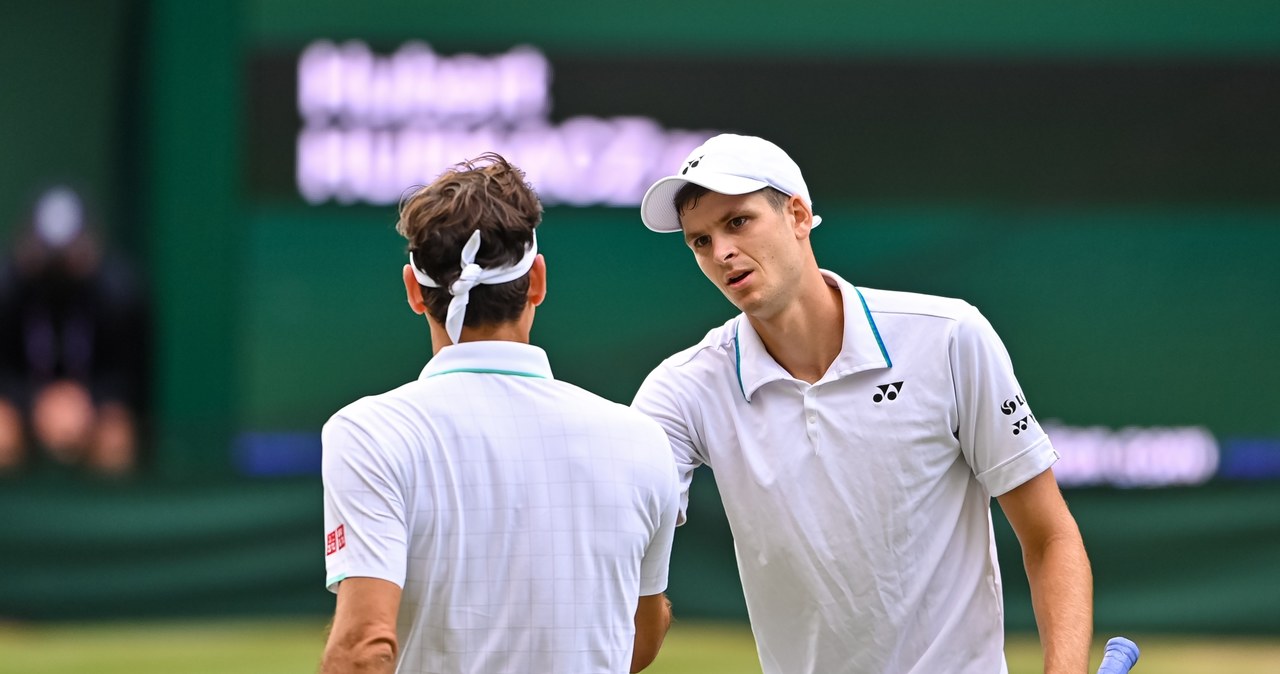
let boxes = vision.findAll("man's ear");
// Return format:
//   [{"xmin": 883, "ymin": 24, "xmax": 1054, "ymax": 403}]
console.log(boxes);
[
  {"xmin": 402, "ymin": 265, "xmax": 428, "ymax": 315},
  {"xmin": 788, "ymin": 195, "xmax": 814, "ymax": 239},
  {"xmin": 527, "ymin": 255, "xmax": 547, "ymax": 307}
]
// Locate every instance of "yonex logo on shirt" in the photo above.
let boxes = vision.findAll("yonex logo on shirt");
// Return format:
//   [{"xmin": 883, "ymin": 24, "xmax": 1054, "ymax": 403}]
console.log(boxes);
[
  {"xmin": 1011, "ymin": 414, "xmax": 1037, "ymax": 436},
  {"xmin": 873, "ymin": 381, "xmax": 904, "ymax": 403}
]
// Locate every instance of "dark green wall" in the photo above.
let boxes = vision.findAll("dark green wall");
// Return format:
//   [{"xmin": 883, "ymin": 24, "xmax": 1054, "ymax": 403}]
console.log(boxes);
[
  {"xmin": 143, "ymin": 0, "xmax": 243, "ymax": 477},
  {"xmin": 0, "ymin": 1, "xmax": 132, "ymax": 243},
  {"xmin": 246, "ymin": 0, "xmax": 1280, "ymax": 56}
]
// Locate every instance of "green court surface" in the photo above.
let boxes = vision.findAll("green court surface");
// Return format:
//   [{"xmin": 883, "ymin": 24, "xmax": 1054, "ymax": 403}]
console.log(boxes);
[{"xmin": 0, "ymin": 618, "xmax": 1278, "ymax": 674}]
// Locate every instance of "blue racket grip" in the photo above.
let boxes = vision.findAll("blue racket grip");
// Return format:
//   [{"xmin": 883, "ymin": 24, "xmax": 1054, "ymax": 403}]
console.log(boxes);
[{"xmin": 1096, "ymin": 636, "xmax": 1140, "ymax": 674}]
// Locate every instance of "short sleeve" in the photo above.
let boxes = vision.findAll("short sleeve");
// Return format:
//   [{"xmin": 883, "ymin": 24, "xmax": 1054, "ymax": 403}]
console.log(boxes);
[
  {"xmin": 951, "ymin": 306, "xmax": 1059, "ymax": 497},
  {"xmin": 638, "ymin": 424, "xmax": 681, "ymax": 596},
  {"xmin": 632, "ymin": 364, "xmax": 707, "ymax": 525},
  {"xmin": 321, "ymin": 413, "xmax": 411, "ymax": 592}
]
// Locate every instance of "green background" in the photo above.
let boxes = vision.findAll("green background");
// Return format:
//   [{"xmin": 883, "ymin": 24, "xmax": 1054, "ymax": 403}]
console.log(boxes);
[{"xmin": 1, "ymin": 0, "xmax": 1278, "ymax": 635}]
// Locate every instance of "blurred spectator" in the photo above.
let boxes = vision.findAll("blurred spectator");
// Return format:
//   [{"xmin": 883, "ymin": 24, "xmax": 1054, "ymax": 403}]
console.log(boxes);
[{"xmin": 0, "ymin": 186, "xmax": 149, "ymax": 476}]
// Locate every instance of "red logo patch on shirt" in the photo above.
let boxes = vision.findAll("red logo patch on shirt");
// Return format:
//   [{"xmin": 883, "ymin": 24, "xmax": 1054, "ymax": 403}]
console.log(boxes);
[{"xmin": 325, "ymin": 524, "xmax": 346, "ymax": 556}]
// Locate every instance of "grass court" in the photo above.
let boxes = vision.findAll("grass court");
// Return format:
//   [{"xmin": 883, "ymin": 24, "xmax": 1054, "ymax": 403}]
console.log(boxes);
[{"xmin": 2, "ymin": 618, "xmax": 1278, "ymax": 673}]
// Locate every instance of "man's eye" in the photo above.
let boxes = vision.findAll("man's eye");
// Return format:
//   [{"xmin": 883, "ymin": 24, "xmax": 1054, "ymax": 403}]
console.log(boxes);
[
  {"xmin": 729, "ymin": 217, "xmax": 748, "ymax": 228},
  {"xmin": 693, "ymin": 236, "xmax": 711, "ymax": 248}
]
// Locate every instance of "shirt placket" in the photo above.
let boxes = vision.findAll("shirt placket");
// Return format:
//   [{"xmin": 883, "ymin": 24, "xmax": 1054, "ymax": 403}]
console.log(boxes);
[{"xmin": 802, "ymin": 384, "xmax": 822, "ymax": 453}]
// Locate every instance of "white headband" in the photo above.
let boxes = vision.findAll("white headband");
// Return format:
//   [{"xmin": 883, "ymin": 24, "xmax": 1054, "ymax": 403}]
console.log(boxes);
[{"xmin": 410, "ymin": 229, "xmax": 538, "ymax": 344}]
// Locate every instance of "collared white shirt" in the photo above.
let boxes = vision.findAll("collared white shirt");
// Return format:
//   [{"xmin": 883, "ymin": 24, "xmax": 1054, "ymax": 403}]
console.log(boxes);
[
  {"xmin": 324, "ymin": 340, "xmax": 679, "ymax": 674},
  {"xmin": 633, "ymin": 271, "xmax": 1058, "ymax": 674}
]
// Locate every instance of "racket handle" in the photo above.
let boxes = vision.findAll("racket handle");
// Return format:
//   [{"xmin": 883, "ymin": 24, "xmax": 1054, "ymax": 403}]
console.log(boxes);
[{"xmin": 1096, "ymin": 636, "xmax": 1140, "ymax": 674}]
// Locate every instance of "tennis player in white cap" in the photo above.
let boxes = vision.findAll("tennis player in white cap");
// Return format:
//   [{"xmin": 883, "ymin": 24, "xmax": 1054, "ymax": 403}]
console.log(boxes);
[
  {"xmin": 633, "ymin": 134, "xmax": 1093, "ymax": 673},
  {"xmin": 320, "ymin": 153, "xmax": 679, "ymax": 674}
]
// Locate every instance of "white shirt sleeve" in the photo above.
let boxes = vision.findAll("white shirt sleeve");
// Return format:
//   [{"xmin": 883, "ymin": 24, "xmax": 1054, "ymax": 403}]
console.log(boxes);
[
  {"xmin": 321, "ymin": 412, "xmax": 411, "ymax": 592},
  {"xmin": 638, "ymin": 423, "xmax": 681, "ymax": 596},
  {"xmin": 632, "ymin": 364, "xmax": 707, "ymax": 525},
  {"xmin": 951, "ymin": 305, "xmax": 1059, "ymax": 497}
]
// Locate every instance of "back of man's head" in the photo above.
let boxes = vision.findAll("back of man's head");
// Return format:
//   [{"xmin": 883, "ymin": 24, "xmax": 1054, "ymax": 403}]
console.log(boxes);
[{"xmin": 398, "ymin": 153, "xmax": 542, "ymax": 329}]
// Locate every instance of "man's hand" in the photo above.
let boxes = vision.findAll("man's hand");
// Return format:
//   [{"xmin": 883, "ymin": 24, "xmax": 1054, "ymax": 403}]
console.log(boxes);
[
  {"xmin": 0, "ymin": 400, "xmax": 25, "ymax": 469},
  {"xmin": 91, "ymin": 402, "xmax": 136, "ymax": 474},
  {"xmin": 32, "ymin": 380, "xmax": 95, "ymax": 462},
  {"xmin": 632, "ymin": 593, "xmax": 673, "ymax": 672}
]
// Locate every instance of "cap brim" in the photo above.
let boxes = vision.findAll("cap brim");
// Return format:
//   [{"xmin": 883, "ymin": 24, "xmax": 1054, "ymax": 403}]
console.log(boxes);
[{"xmin": 640, "ymin": 173, "xmax": 771, "ymax": 233}]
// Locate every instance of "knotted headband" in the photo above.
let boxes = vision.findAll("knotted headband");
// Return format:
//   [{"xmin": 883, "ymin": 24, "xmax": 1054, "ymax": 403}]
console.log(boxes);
[{"xmin": 410, "ymin": 229, "xmax": 538, "ymax": 344}]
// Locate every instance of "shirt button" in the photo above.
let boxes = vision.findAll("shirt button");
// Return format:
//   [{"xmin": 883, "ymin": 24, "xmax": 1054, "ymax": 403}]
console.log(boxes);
[{"xmin": 808, "ymin": 416, "xmax": 817, "ymax": 424}]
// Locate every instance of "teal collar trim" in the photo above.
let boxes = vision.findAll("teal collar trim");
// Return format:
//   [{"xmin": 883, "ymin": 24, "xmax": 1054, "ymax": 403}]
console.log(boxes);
[
  {"xmin": 428, "ymin": 368, "xmax": 546, "ymax": 379},
  {"xmin": 419, "ymin": 341, "xmax": 554, "ymax": 381},
  {"xmin": 734, "ymin": 319, "xmax": 748, "ymax": 403},
  {"xmin": 854, "ymin": 287, "xmax": 893, "ymax": 368}
]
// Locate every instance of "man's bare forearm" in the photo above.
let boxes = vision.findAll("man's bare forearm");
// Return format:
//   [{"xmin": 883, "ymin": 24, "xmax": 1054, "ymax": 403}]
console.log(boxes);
[{"xmin": 1024, "ymin": 530, "xmax": 1093, "ymax": 674}]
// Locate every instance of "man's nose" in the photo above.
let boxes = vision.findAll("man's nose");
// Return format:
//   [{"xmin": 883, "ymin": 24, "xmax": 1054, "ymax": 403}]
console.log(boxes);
[{"xmin": 714, "ymin": 238, "xmax": 737, "ymax": 263}]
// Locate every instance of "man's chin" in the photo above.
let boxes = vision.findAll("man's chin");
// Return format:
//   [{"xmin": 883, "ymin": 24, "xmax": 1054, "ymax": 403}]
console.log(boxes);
[{"xmin": 721, "ymin": 291, "xmax": 763, "ymax": 316}]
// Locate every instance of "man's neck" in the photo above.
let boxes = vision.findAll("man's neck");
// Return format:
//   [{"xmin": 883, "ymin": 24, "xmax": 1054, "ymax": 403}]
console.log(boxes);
[
  {"xmin": 747, "ymin": 275, "xmax": 845, "ymax": 385},
  {"xmin": 429, "ymin": 322, "xmax": 532, "ymax": 356}
]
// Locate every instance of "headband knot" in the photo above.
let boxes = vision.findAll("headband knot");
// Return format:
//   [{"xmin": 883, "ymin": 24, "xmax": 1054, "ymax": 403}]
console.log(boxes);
[
  {"xmin": 410, "ymin": 229, "xmax": 538, "ymax": 344},
  {"xmin": 451, "ymin": 263, "xmax": 484, "ymax": 295}
]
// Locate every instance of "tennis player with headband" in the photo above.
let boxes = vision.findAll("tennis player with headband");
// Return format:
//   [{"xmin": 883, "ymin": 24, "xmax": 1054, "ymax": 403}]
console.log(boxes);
[{"xmin": 319, "ymin": 153, "xmax": 680, "ymax": 674}]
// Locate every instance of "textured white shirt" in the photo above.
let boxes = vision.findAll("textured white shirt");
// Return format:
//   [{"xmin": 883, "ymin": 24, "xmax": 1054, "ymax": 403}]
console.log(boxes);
[
  {"xmin": 324, "ymin": 341, "xmax": 679, "ymax": 674},
  {"xmin": 633, "ymin": 271, "xmax": 1058, "ymax": 674}
]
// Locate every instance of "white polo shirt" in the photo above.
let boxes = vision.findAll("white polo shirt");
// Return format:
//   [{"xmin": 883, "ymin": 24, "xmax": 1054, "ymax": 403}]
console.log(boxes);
[
  {"xmin": 323, "ymin": 340, "xmax": 679, "ymax": 674},
  {"xmin": 632, "ymin": 271, "xmax": 1058, "ymax": 674}
]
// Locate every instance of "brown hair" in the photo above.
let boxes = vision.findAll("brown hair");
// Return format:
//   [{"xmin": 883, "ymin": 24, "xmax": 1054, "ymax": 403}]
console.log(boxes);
[
  {"xmin": 673, "ymin": 184, "xmax": 790, "ymax": 226},
  {"xmin": 397, "ymin": 153, "xmax": 542, "ymax": 328}
]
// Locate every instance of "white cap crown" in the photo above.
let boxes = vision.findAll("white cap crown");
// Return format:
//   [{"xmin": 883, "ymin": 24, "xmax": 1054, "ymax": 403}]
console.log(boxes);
[{"xmin": 640, "ymin": 134, "xmax": 821, "ymax": 233}]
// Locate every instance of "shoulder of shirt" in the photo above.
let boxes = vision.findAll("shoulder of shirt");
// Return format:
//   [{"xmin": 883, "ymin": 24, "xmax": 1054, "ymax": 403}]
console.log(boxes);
[
  {"xmin": 652, "ymin": 314, "xmax": 741, "ymax": 374},
  {"xmin": 325, "ymin": 378, "xmax": 424, "ymax": 429},
  {"xmin": 329, "ymin": 372, "xmax": 662, "ymax": 432},
  {"xmin": 855, "ymin": 285, "xmax": 980, "ymax": 323}
]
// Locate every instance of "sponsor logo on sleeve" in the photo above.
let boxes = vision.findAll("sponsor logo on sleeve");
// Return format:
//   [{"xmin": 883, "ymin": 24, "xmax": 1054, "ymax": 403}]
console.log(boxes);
[
  {"xmin": 1012, "ymin": 413, "xmax": 1038, "ymax": 436},
  {"xmin": 1001, "ymin": 392, "xmax": 1040, "ymax": 436},
  {"xmin": 325, "ymin": 524, "xmax": 346, "ymax": 556},
  {"xmin": 1001, "ymin": 393, "xmax": 1027, "ymax": 416}
]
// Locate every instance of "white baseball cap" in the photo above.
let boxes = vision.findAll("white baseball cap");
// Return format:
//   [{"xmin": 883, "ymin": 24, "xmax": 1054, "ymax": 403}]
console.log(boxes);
[{"xmin": 640, "ymin": 133, "xmax": 821, "ymax": 233}]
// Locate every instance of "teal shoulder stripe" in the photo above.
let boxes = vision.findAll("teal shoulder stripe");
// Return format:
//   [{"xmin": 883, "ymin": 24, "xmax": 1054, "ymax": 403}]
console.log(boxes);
[
  {"xmin": 734, "ymin": 319, "xmax": 749, "ymax": 402},
  {"xmin": 854, "ymin": 288, "xmax": 893, "ymax": 368},
  {"xmin": 428, "ymin": 368, "xmax": 546, "ymax": 378}
]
